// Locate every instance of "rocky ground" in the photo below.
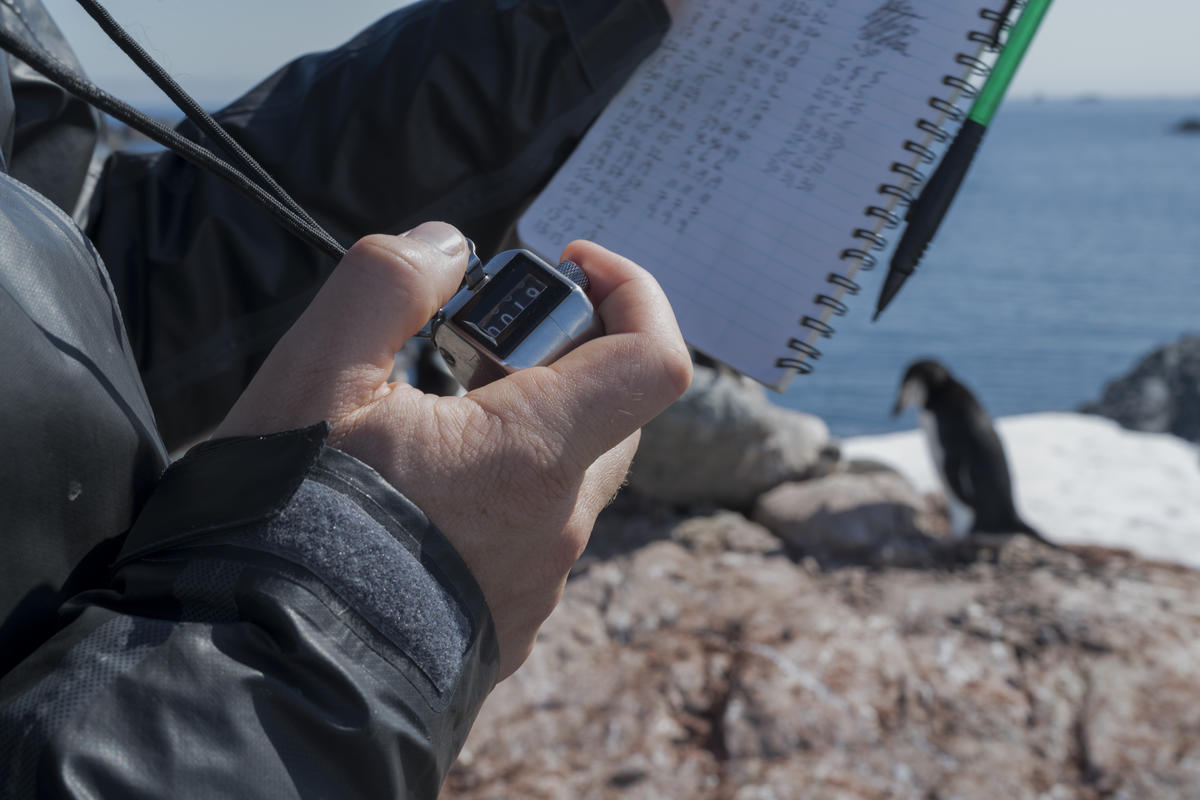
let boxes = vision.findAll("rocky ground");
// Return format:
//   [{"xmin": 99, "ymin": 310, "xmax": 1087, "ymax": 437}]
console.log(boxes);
[
  {"xmin": 438, "ymin": 363, "xmax": 1200, "ymax": 799},
  {"xmin": 442, "ymin": 494, "xmax": 1200, "ymax": 799}
]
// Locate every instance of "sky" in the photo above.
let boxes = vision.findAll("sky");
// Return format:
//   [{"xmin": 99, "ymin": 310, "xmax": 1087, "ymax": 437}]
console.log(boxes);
[{"xmin": 36, "ymin": 0, "xmax": 1200, "ymax": 110}]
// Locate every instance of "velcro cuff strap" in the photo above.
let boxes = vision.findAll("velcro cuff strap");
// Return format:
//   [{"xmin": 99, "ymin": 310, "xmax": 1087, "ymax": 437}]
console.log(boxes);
[{"xmin": 117, "ymin": 423, "xmax": 329, "ymax": 565}]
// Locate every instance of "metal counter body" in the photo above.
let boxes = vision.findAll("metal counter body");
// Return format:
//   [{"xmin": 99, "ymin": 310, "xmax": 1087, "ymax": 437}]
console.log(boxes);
[{"xmin": 432, "ymin": 249, "xmax": 603, "ymax": 389}]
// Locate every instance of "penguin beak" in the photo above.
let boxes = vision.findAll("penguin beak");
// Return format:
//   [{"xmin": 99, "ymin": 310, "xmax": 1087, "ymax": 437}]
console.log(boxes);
[{"xmin": 892, "ymin": 378, "xmax": 924, "ymax": 417}]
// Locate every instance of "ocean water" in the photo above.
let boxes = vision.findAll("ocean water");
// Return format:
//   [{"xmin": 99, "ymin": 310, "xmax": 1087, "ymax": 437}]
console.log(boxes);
[{"xmin": 774, "ymin": 98, "xmax": 1200, "ymax": 436}]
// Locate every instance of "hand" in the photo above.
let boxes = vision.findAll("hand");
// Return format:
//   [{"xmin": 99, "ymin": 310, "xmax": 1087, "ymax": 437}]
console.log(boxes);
[{"xmin": 214, "ymin": 222, "xmax": 692, "ymax": 680}]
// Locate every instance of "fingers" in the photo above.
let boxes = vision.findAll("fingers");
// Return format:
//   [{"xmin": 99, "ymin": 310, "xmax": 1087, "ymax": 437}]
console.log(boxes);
[
  {"xmin": 298, "ymin": 222, "xmax": 468, "ymax": 385},
  {"xmin": 470, "ymin": 241, "xmax": 691, "ymax": 471},
  {"xmin": 563, "ymin": 240, "xmax": 686, "ymax": 343},
  {"xmin": 214, "ymin": 222, "xmax": 467, "ymax": 437}
]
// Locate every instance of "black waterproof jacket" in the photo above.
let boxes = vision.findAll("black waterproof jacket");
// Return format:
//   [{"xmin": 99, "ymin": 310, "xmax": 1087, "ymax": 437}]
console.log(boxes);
[{"xmin": 0, "ymin": 0, "xmax": 668, "ymax": 796}]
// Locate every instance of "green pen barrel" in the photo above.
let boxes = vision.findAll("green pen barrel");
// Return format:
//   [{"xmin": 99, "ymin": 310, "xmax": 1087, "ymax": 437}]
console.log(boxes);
[{"xmin": 970, "ymin": 0, "xmax": 1053, "ymax": 126}]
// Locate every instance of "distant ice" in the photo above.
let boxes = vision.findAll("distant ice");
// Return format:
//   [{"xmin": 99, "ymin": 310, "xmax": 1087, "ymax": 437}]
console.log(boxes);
[{"xmin": 841, "ymin": 412, "xmax": 1200, "ymax": 569}]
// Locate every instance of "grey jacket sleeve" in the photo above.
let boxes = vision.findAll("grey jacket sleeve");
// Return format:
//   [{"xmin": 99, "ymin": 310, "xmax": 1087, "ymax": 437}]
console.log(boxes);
[
  {"xmin": 0, "ymin": 424, "xmax": 497, "ymax": 799},
  {"xmin": 85, "ymin": 0, "xmax": 670, "ymax": 449}
]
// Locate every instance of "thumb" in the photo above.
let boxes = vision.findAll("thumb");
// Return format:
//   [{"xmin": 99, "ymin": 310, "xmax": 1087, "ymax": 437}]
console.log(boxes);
[{"xmin": 215, "ymin": 222, "xmax": 467, "ymax": 438}]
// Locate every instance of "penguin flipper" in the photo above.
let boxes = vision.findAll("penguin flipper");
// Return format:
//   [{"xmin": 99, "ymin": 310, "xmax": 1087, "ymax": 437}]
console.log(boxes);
[
  {"xmin": 956, "ymin": 413, "xmax": 1024, "ymax": 530},
  {"xmin": 939, "ymin": 432, "xmax": 979, "ymax": 509}
]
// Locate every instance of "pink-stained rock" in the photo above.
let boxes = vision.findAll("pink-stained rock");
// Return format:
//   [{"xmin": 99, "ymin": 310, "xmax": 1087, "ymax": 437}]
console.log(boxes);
[{"xmin": 442, "ymin": 502, "xmax": 1200, "ymax": 800}]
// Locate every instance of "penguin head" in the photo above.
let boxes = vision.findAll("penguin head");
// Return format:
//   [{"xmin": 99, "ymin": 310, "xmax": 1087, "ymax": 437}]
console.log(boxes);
[{"xmin": 892, "ymin": 358, "xmax": 950, "ymax": 417}]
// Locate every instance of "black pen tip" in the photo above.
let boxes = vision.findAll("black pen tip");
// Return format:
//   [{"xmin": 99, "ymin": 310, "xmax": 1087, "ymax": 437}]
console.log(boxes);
[{"xmin": 873, "ymin": 271, "xmax": 907, "ymax": 320}]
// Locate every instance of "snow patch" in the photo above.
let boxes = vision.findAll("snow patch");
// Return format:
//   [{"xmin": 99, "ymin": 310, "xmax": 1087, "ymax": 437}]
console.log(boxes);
[{"xmin": 841, "ymin": 412, "xmax": 1200, "ymax": 568}]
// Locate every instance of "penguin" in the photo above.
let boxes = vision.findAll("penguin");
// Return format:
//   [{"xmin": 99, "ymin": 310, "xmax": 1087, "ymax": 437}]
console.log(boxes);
[{"xmin": 891, "ymin": 358, "xmax": 1053, "ymax": 546}]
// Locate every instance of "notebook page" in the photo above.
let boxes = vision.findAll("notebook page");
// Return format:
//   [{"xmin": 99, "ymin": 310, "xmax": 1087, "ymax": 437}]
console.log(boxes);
[{"xmin": 519, "ymin": 0, "xmax": 991, "ymax": 389}]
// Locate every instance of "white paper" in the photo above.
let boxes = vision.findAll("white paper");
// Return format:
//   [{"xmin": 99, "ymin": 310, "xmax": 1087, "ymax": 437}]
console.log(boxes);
[{"xmin": 519, "ymin": 0, "xmax": 997, "ymax": 388}]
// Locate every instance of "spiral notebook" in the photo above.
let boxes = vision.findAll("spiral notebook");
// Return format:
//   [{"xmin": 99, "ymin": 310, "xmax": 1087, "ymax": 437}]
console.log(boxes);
[{"xmin": 517, "ymin": 0, "xmax": 1010, "ymax": 391}]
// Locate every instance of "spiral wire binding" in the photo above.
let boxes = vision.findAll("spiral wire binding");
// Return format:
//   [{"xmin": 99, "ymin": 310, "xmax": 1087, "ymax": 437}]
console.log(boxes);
[
  {"xmin": 903, "ymin": 140, "xmax": 939, "ymax": 163},
  {"xmin": 956, "ymin": 53, "xmax": 992, "ymax": 76},
  {"xmin": 865, "ymin": 206, "xmax": 903, "ymax": 228},
  {"xmin": 943, "ymin": 75, "xmax": 979, "ymax": 98},
  {"xmin": 878, "ymin": 184, "xmax": 915, "ymax": 204},
  {"xmin": 853, "ymin": 229, "xmax": 889, "ymax": 250},
  {"xmin": 917, "ymin": 119, "xmax": 951, "ymax": 143},
  {"xmin": 927, "ymin": 97, "xmax": 966, "ymax": 120},
  {"xmin": 826, "ymin": 273, "xmax": 861, "ymax": 294},
  {"xmin": 776, "ymin": 4, "xmax": 1005, "ymax": 376},
  {"xmin": 890, "ymin": 162, "xmax": 926, "ymax": 185},
  {"xmin": 815, "ymin": 295, "xmax": 850, "ymax": 315}
]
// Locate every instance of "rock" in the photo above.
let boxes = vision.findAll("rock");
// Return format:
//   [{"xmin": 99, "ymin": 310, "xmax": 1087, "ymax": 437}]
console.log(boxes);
[
  {"xmin": 1080, "ymin": 334, "xmax": 1200, "ymax": 442},
  {"xmin": 1173, "ymin": 117, "xmax": 1200, "ymax": 134},
  {"xmin": 442, "ymin": 512, "xmax": 1200, "ymax": 800},
  {"xmin": 444, "ymin": 515, "xmax": 1200, "ymax": 798},
  {"xmin": 841, "ymin": 456, "xmax": 902, "ymax": 475},
  {"xmin": 752, "ymin": 471, "xmax": 938, "ymax": 567},
  {"xmin": 578, "ymin": 497, "xmax": 784, "ymax": 572},
  {"xmin": 670, "ymin": 510, "xmax": 782, "ymax": 557},
  {"xmin": 627, "ymin": 365, "xmax": 835, "ymax": 508}
]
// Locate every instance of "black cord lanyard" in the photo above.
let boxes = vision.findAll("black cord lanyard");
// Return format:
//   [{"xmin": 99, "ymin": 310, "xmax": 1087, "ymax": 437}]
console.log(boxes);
[{"xmin": 0, "ymin": 0, "xmax": 347, "ymax": 261}]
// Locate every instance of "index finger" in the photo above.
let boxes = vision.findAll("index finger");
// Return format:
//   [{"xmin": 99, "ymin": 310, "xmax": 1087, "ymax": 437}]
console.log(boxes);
[{"xmin": 469, "ymin": 240, "xmax": 692, "ymax": 470}]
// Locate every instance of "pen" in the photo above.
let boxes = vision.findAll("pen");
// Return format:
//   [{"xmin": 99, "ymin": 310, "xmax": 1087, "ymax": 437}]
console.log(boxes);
[{"xmin": 873, "ymin": 0, "xmax": 1053, "ymax": 320}]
